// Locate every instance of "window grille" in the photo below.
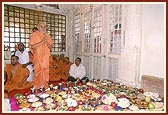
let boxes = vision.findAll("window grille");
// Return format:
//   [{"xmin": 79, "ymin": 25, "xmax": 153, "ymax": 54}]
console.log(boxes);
[
  {"xmin": 109, "ymin": 4, "xmax": 122, "ymax": 54},
  {"xmin": 93, "ymin": 6, "xmax": 102, "ymax": 53},
  {"xmin": 74, "ymin": 14, "xmax": 80, "ymax": 52},
  {"xmin": 83, "ymin": 11, "xmax": 91, "ymax": 53},
  {"xmin": 4, "ymin": 4, "xmax": 66, "ymax": 52}
]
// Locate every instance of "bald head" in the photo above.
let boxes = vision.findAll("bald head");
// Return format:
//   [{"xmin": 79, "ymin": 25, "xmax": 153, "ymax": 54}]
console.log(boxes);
[
  {"xmin": 38, "ymin": 22, "xmax": 47, "ymax": 33},
  {"xmin": 11, "ymin": 55, "xmax": 19, "ymax": 66}
]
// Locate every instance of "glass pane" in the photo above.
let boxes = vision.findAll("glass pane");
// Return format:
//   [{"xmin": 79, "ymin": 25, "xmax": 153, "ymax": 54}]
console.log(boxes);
[
  {"xmin": 30, "ymin": 20, "xmax": 34, "ymax": 24},
  {"xmin": 25, "ymin": 29, "xmax": 29, "ymax": 33},
  {"xmin": 14, "ymin": 23, "xmax": 19, "ymax": 27},
  {"xmin": 15, "ymin": 18, "xmax": 19, "ymax": 22},
  {"xmin": 11, "ymin": 48, "xmax": 15, "ymax": 51},
  {"xmin": 10, "ymin": 38, "xmax": 14, "ymax": 42},
  {"xmin": 9, "ymin": 6, "xmax": 14, "ymax": 11},
  {"xmin": 26, "ymin": 33, "xmax": 30, "ymax": 37},
  {"xmin": 10, "ymin": 32, "xmax": 15, "ymax": 37},
  {"xmin": 21, "ymin": 28, "xmax": 24, "ymax": 33},
  {"xmin": 16, "ymin": 38, "xmax": 20, "ymax": 42},
  {"xmin": 25, "ymin": 9, "xmax": 29, "ymax": 14},
  {"xmin": 20, "ymin": 23, "xmax": 24, "ymax": 28},
  {"xmin": 4, "ymin": 37, "xmax": 9, "ymax": 42},
  {"xmin": 20, "ymin": 13, "xmax": 24, "ymax": 18},
  {"xmin": 25, "ymin": 24, "xmax": 29, "ymax": 28},
  {"xmin": 15, "ymin": 7, "xmax": 20, "ymax": 12},
  {"xmin": 15, "ymin": 33, "xmax": 19, "ymax": 37},
  {"xmin": 35, "ymin": 15, "xmax": 38, "ymax": 20},
  {"xmin": 9, "ymin": 17, "xmax": 14, "ymax": 22},
  {"xmin": 20, "ymin": 18, "xmax": 24, "ymax": 23},
  {"xmin": 26, "ymin": 39, "xmax": 29, "ymax": 43},
  {"xmin": 10, "ymin": 42, "xmax": 15, "ymax": 47},
  {"xmin": 9, "ymin": 12, "xmax": 14, "ymax": 17},
  {"xmin": 4, "ymin": 16, "xmax": 8, "ymax": 22},
  {"xmin": 4, "ymin": 31, "xmax": 9, "ymax": 36},
  {"xmin": 21, "ymin": 39, "xmax": 25, "ymax": 43},
  {"xmin": 20, "ymin": 8, "xmax": 24, "ymax": 13},
  {"xmin": 15, "ymin": 28, "xmax": 19, "ymax": 32},
  {"xmin": 25, "ymin": 14, "xmax": 29, "ymax": 18},
  {"xmin": 21, "ymin": 33, "xmax": 25, "ymax": 37}
]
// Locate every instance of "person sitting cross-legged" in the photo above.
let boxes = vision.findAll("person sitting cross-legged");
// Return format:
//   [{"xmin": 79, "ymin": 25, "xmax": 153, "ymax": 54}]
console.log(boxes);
[
  {"xmin": 68, "ymin": 57, "xmax": 89, "ymax": 83},
  {"xmin": 49, "ymin": 54, "xmax": 63, "ymax": 81},
  {"xmin": 61, "ymin": 56, "xmax": 73, "ymax": 81},
  {"xmin": 4, "ymin": 55, "xmax": 32, "ymax": 92}
]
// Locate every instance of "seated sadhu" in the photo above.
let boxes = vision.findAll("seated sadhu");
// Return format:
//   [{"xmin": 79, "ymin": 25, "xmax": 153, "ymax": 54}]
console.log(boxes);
[
  {"xmin": 49, "ymin": 54, "xmax": 64, "ymax": 81},
  {"xmin": 61, "ymin": 57, "xmax": 73, "ymax": 81},
  {"xmin": 4, "ymin": 55, "xmax": 32, "ymax": 92}
]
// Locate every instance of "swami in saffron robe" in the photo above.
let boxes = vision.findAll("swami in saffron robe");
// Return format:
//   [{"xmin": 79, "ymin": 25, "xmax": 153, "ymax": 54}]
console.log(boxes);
[
  {"xmin": 61, "ymin": 61, "xmax": 73, "ymax": 81},
  {"xmin": 29, "ymin": 30, "xmax": 53, "ymax": 89},
  {"xmin": 49, "ymin": 56, "xmax": 64, "ymax": 81},
  {"xmin": 4, "ymin": 64, "xmax": 32, "ymax": 92}
]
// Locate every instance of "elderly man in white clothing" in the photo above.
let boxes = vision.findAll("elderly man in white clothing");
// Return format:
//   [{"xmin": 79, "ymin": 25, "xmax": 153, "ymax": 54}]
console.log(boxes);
[
  {"xmin": 15, "ymin": 42, "xmax": 34, "ymax": 82},
  {"xmin": 68, "ymin": 57, "xmax": 89, "ymax": 83}
]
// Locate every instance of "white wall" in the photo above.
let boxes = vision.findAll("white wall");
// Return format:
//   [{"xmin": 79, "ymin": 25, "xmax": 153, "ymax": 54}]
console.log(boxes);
[{"xmin": 140, "ymin": 4, "xmax": 165, "ymax": 79}]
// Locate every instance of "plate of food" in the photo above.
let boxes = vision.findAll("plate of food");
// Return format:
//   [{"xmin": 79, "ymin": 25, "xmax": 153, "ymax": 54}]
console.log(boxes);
[
  {"xmin": 14, "ymin": 94, "xmax": 25, "ymax": 100},
  {"xmin": 53, "ymin": 86, "xmax": 58, "ymax": 90},
  {"xmin": 31, "ymin": 101, "xmax": 43, "ymax": 108},
  {"xmin": 19, "ymin": 103, "xmax": 31, "ymax": 109},
  {"xmin": 14, "ymin": 93, "xmax": 23, "ymax": 98},
  {"xmin": 56, "ymin": 106, "xmax": 68, "ymax": 111},
  {"xmin": 43, "ymin": 97, "xmax": 54, "ymax": 104},
  {"xmin": 45, "ymin": 103, "xmax": 56, "ymax": 110},
  {"xmin": 27, "ymin": 94, "xmax": 36, "ymax": 99},
  {"xmin": 39, "ymin": 93, "xmax": 49, "ymax": 99},
  {"xmin": 33, "ymin": 106, "xmax": 45, "ymax": 111},
  {"xmin": 19, "ymin": 108, "xmax": 31, "ymax": 111},
  {"xmin": 28, "ymin": 97, "xmax": 39, "ymax": 103}
]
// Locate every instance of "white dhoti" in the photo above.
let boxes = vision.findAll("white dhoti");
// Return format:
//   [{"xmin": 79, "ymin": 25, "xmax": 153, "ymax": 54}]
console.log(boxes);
[{"xmin": 26, "ymin": 64, "xmax": 34, "ymax": 81}]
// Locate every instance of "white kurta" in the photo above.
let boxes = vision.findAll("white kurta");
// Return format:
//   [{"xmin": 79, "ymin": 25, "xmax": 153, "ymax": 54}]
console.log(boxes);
[
  {"xmin": 69, "ymin": 63, "xmax": 86, "ymax": 79},
  {"xmin": 15, "ymin": 50, "xmax": 34, "ymax": 81}
]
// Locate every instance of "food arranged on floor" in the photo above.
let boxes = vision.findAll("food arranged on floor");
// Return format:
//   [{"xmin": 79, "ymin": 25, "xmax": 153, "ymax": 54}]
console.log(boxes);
[{"xmin": 7, "ymin": 79, "xmax": 164, "ymax": 111}]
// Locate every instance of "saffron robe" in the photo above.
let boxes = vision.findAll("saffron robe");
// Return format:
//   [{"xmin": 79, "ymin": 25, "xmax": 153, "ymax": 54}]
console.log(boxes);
[
  {"xmin": 29, "ymin": 31, "xmax": 53, "ymax": 89},
  {"xmin": 4, "ymin": 64, "xmax": 32, "ymax": 92},
  {"xmin": 62, "ymin": 62, "xmax": 73, "ymax": 81},
  {"xmin": 49, "ymin": 56, "xmax": 64, "ymax": 81}
]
